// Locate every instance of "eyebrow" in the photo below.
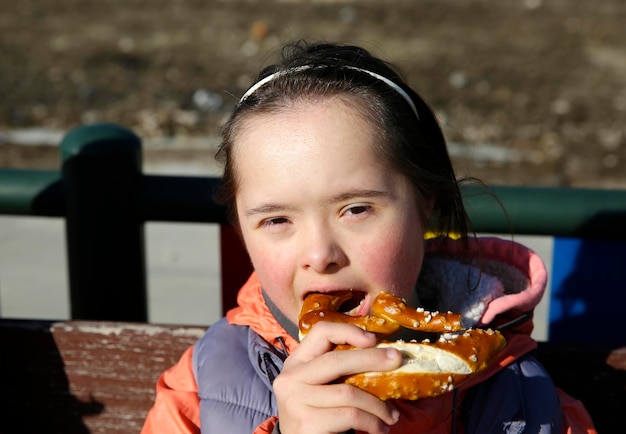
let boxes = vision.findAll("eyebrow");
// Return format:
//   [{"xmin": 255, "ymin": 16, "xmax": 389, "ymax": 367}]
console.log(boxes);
[
  {"xmin": 331, "ymin": 189, "xmax": 389, "ymax": 202},
  {"xmin": 243, "ymin": 189, "xmax": 389, "ymax": 217},
  {"xmin": 243, "ymin": 203, "xmax": 292, "ymax": 217}
]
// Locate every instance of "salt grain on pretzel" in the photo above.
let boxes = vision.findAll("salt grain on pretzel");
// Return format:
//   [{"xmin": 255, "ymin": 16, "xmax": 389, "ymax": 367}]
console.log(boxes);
[{"xmin": 372, "ymin": 292, "xmax": 463, "ymax": 333}]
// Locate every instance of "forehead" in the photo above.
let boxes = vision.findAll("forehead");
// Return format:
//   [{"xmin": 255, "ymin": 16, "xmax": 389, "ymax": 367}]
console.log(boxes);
[
  {"xmin": 231, "ymin": 98, "xmax": 394, "ymax": 191},
  {"xmin": 233, "ymin": 96, "xmax": 381, "ymax": 160},
  {"xmin": 236, "ymin": 90, "xmax": 378, "ymax": 134}
]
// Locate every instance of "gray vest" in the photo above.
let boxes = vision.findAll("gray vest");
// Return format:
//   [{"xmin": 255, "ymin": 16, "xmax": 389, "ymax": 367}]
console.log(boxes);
[{"xmin": 192, "ymin": 318, "xmax": 286, "ymax": 433}]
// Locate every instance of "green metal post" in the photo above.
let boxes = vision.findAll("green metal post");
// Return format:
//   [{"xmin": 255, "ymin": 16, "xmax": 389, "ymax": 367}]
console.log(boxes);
[{"xmin": 61, "ymin": 124, "xmax": 147, "ymax": 321}]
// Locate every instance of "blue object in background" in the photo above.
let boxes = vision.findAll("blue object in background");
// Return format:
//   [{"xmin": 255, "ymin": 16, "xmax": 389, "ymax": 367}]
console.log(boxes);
[{"xmin": 549, "ymin": 237, "xmax": 626, "ymax": 345}]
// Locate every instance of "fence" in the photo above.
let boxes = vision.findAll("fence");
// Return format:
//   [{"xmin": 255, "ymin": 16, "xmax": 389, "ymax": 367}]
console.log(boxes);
[{"xmin": 1, "ymin": 123, "xmax": 626, "ymax": 343}]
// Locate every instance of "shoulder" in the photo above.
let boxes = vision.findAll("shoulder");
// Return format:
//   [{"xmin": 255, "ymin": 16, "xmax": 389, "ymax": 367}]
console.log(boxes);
[
  {"xmin": 425, "ymin": 236, "xmax": 546, "ymax": 284},
  {"xmin": 464, "ymin": 354, "xmax": 562, "ymax": 433},
  {"xmin": 193, "ymin": 318, "xmax": 248, "ymax": 368},
  {"xmin": 192, "ymin": 318, "xmax": 280, "ymax": 432}
]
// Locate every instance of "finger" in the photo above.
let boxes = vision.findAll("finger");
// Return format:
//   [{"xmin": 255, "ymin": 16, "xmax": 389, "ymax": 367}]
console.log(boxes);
[
  {"xmin": 320, "ymin": 406, "xmax": 393, "ymax": 434},
  {"xmin": 293, "ymin": 321, "xmax": 378, "ymax": 362},
  {"xmin": 333, "ymin": 404, "xmax": 398, "ymax": 434},
  {"xmin": 303, "ymin": 382, "xmax": 401, "ymax": 427},
  {"xmin": 278, "ymin": 400, "xmax": 395, "ymax": 434},
  {"xmin": 284, "ymin": 345, "xmax": 402, "ymax": 388}
]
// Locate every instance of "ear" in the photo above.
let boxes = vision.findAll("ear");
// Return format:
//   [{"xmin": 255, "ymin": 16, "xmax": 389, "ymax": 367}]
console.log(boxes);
[
  {"xmin": 420, "ymin": 195, "xmax": 441, "ymax": 240},
  {"xmin": 421, "ymin": 195, "xmax": 436, "ymax": 223}
]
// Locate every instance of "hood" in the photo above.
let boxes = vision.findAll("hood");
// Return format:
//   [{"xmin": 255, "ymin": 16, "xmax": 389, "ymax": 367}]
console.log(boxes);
[
  {"xmin": 416, "ymin": 236, "xmax": 546, "ymax": 392},
  {"xmin": 421, "ymin": 236, "xmax": 547, "ymax": 331}
]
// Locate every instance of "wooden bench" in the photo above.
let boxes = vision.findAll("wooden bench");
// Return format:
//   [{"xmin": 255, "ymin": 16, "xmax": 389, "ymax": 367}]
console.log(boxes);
[
  {"xmin": 0, "ymin": 320, "xmax": 205, "ymax": 434},
  {"xmin": 1, "ymin": 319, "xmax": 624, "ymax": 433}
]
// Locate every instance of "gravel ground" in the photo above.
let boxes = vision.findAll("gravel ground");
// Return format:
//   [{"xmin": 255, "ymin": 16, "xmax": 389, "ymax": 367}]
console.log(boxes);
[{"xmin": 1, "ymin": 0, "xmax": 625, "ymax": 187}]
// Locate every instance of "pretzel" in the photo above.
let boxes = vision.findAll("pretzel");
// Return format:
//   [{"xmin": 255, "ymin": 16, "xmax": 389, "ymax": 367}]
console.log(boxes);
[
  {"xmin": 298, "ymin": 291, "xmax": 506, "ymax": 400},
  {"xmin": 371, "ymin": 292, "xmax": 463, "ymax": 333},
  {"xmin": 299, "ymin": 291, "xmax": 462, "ymax": 339},
  {"xmin": 298, "ymin": 291, "xmax": 401, "ymax": 340}
]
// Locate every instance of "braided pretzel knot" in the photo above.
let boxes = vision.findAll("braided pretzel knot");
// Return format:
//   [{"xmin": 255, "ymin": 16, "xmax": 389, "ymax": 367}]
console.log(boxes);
[
  {"xmin": 298, "ymin": 291, "xmax": 506, "ymax": 400},
  {"xmin": 299, "ymin": 291, "xmax": 463, "ymax": 339}
]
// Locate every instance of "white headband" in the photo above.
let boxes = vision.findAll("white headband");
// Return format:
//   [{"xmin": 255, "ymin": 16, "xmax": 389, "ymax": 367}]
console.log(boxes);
[{"xmin": 238, "ymin": 65, "xmax": 419, "ymax": 120}]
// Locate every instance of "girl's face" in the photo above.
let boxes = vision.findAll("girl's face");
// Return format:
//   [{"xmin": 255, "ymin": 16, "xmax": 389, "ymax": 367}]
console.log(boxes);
[{"xmin": 233, "ymin": 97, "xmax": 430, "ymax": 324}]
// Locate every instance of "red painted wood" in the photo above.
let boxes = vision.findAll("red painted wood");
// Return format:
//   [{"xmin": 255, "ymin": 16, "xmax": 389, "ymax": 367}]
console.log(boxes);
[{"xmin": 219, "ymin": 225, "xmax": 252, "ymax": 314}]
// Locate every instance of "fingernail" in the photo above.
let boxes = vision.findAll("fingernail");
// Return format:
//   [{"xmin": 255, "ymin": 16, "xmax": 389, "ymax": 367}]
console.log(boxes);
[
  {"xmin": 386, "ymin": 348, "xmax": 400, "ymax": 360},
  {"xmin": 386, "ymin": 403, "xmax": 400, "ymax": 424},
  {"xmin": 391, "ymin": 408, "xmax": 400, "ymax": 423},
  {"xmin": 363, "ymin": 330, "xmax": 376, "ymax": 339}
]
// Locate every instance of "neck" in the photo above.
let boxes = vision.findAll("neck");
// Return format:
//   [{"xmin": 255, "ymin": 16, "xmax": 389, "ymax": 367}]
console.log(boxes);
[{"xmin": 262, "ymin": 289, "xmax": 300, "ymax": 342}]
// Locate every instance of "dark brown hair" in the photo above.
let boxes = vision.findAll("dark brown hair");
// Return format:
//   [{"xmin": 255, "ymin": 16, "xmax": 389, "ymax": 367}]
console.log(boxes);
[{"xmin": 216, "ymin": 41, "xmax": 472, "ymax": 239}]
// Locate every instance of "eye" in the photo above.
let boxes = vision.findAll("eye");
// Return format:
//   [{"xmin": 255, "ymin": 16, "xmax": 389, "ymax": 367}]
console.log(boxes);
[
  {"xmin": 260, "ymin": 217, "xmax": 290, "ymax": 232},
  {"xmin": 342, "ymin": 204, "xmax": 372, "ymax": 219}
]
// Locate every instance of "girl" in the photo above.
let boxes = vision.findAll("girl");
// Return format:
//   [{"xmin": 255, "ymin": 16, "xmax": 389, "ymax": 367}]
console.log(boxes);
[{"xmin": 142, "ymin": 41, "xmax": 595, "ymax": 433}]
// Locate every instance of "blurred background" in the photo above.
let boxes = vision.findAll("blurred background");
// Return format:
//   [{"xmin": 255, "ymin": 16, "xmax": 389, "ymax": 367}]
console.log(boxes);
[{"xmin": 1, "ymin": 0, "xmax": 625, "ymax": 325}]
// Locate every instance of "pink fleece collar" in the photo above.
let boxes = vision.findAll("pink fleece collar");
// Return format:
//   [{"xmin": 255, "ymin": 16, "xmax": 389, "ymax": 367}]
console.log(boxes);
[{"xmin": 423, "ymin": 236, "xmax": 548, "ymax": 326}]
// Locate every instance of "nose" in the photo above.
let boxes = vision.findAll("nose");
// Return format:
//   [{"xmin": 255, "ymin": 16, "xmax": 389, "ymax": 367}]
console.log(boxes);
[{"xmin": 299, "ymin": 224, "xmax": 348, "ymax": 273}]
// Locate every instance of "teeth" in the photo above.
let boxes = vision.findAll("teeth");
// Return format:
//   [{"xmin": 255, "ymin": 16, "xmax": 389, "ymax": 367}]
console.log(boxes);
[{"xmin": 344, "ymin": 298, "xmax": 365, "ymax": 316}]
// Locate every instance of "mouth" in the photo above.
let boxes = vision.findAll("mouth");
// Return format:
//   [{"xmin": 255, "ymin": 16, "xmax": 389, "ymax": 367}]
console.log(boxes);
[
  {"xmin": 339, "ymin": 290, "xmax": 367, "ymax": 316},
  {"xmin": 303, "ymin": 289, "xmax": 369, "ymax": 317}
]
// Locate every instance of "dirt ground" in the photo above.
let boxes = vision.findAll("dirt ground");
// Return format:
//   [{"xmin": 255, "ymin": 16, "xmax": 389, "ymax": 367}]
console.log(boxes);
[{"xmin": 1, "ymin": 0, "xmax": 625, "ymax": 188}]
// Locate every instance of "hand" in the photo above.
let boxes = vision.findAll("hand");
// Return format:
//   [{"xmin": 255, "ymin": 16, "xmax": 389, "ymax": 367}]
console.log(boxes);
[{"xmin": 273, "ymin": 321, "xmax": 402, "ymax": 434}]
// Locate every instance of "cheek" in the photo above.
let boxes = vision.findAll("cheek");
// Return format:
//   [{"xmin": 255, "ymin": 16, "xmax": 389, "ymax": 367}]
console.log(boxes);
[
  {"xmin": 253, "ymin": 253, "xmax": 288, "ymax": 287},
  {"xmin": 246, "ymin": 245, "xmax": 300, "ymax": 319},
  {"xmin": 360, "ymin": 230, "xmax": 424, "ymax": 297}
]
